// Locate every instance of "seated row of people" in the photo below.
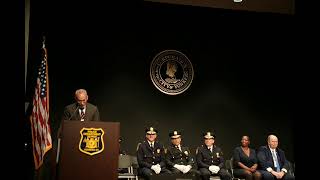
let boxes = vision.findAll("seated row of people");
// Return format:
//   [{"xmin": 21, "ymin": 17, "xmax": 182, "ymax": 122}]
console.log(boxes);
[
  {"xmin": 233, "ymin": 135, "xmax": 294, "ymax": 180},
  {"xmin": 136, "ymin": 127, "xmax": 295, "ymax": 180}
]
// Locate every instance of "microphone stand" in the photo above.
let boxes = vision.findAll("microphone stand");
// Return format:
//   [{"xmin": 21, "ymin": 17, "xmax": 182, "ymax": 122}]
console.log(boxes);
[{"xmin": 67, "ymin": 105, "xmax": 80, "ymax": 121}]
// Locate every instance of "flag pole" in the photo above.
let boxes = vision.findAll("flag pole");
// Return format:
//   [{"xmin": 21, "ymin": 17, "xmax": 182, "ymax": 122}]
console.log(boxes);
[{"xmin": 42, "ymin": 35, "xmax": 46, "ymax": 48}]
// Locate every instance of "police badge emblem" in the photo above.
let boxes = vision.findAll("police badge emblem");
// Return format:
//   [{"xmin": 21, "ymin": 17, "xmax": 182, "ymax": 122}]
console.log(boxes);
[
  {"xmin": 79, "ymin": 128, "xmax": 105, "ymax": 156},
  {"xmin": 157, "ymin": 149, "xmax": 161, "ymax": 154},
  {"xmin": 216, "ymin": 152, "xmax": 220, "ymax": 158},
  {"xmin": 150, "ymin": 50, "xmax": 194, "ymax": 95},
  {"xmin": 184, "ymin": 151, "xmax": 189, "ymax": 156}
]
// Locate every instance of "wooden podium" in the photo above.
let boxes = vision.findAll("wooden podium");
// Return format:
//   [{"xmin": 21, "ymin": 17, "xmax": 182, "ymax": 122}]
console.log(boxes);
[{"xmin": 58, "ymin": 121, "xmax": 120, "ymax": 180}]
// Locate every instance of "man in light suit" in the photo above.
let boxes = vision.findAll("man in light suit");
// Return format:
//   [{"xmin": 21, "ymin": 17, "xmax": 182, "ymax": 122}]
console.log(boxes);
[
  {"xmin": 257, "ymin": 134, "xmax": 295, "ymax": 180},
  {"xmin": 61, "ymin": 88, "xmax": 100, "ymax": 121}
]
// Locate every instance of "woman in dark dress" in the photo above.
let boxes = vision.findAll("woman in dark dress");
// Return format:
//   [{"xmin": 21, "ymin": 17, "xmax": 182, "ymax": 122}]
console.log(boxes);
[{"xmin": 232, "ymin": 135, "xmax": 261, "ymax": 180}]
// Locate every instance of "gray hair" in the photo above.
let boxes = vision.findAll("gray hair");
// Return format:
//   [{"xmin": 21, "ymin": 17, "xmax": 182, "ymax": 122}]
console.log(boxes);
[
  {"xmin": 75, "ymin": 89, "xmax": 87, "ymax": 97},
  {"xmin": 267, "ymin": 134, "xmax": 277, "ymax": 142}
]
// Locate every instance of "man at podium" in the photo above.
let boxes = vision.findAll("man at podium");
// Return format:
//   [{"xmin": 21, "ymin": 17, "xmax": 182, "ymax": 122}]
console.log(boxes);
[
  {"xmin": 56, "ymin": 88, "xmax": 101, "ymax": 165},
  {"xmin": 61, "ymin": 88, "xmax": 100, "ymax": 122}
]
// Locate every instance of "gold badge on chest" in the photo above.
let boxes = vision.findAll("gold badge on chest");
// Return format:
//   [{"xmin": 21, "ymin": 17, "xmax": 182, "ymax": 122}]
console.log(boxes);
[{"xmin": 184, "ymin": 151, "xmax": 189, "ymax": 156}]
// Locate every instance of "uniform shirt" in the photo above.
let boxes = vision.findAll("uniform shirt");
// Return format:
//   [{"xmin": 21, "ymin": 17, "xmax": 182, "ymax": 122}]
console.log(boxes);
[
  {"xmin": 196, "ymin": 144, "xmax": 225, "ymax": 168},
  {"xmin": 137, "ymin": 140, "xmax": 166, "ymax": 169},
  {"xmin": 166, "ymin": 144, "xmax": 194, "ymax": 169}
]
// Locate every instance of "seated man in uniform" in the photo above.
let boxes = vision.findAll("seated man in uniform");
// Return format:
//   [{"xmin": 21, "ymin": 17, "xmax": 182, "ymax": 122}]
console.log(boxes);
[
  {"xmin": 166, "ymin": 130, "xmax": 201, "ymax": 179},
  {"xmin": 136, "ymin": 127, "xmax": 171, "ymax": 180},
  {"xmin": 196, "ymin": 131, "xmax": 231, "ymax": 180}
]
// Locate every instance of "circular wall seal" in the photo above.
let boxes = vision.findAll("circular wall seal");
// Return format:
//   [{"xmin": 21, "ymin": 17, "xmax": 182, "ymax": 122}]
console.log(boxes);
[{"xmin": 150, "ymin": 50, "xmax": 194, "ymax": 95}]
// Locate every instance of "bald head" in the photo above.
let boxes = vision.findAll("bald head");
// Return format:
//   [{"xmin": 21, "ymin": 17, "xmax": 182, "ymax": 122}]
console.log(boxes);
[{"xmin": 267, "ymin": 134, "xmax": 278, "ymax": 149}]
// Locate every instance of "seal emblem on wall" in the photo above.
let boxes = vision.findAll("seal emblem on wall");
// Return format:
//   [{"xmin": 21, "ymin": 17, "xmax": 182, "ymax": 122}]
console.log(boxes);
[{"xmin": 150, "ymin": 50, "xmax": 194, "ymax": 95}]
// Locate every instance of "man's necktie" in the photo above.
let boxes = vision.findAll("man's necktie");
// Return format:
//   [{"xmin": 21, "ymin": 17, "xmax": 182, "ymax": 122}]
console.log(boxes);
[
  {"xmin": 272, "ymin": 150, "xmax": 280, "ymax": 172},
  {"xmin": 80, "ymin": 109, "xmax": 85, "ymax": 121},
  {"xmin": 150, "ymin": 143, "xmax": 154, "ymax": 149},
  {"xmin": 176, "ymin": 145, "xmax": 181, "ymax": 151}
]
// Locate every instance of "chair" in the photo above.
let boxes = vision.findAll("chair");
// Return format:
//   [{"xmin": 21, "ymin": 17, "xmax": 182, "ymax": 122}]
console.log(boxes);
[
  {"xmin": 118, "ymin": 155, "xmax": 138, "ymax": 180},
  {"xmin": 225, "ymin": 159, "xmax": 245, "ymax": 180},
  {"xmin": 131, "ymin": 155, "xmax": 139, "ymax": 168},
  {"xmin": 287, "ymin": 160, "xmax": 295, "ymax": 176},
  {"xmin": 292, "ymin": 162, "xmax": 295, "ymax": 176},
  {"xmin": 209, "ymin": 176, "xmax": 221, "ymax": 180}
]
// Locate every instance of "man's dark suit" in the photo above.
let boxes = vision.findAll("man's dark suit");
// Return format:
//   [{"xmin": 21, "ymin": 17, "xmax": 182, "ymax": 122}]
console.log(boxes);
[
  {"xmin": 55, "ymin": 101, "xmax": 100, "ymax": 175},
  {"xmin": 257, "ymin": 145, "xmax": 295, "ymax": 180},
  {"xmin": 62, "ymin": 102, "xmax": 100, "ymax": 121},
  {"xmin": 136, "ymin": 140, "xmax": 171, "ymax": 180},
  {"xmin": 57, "ymin": 102, "xmax": 100, "ymax": 139}
]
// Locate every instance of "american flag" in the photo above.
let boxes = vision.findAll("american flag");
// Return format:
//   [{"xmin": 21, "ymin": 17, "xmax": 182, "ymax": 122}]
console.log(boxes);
[{"xmin": 30, "ymin": 43, "xmax": 52, "ymax": 169}]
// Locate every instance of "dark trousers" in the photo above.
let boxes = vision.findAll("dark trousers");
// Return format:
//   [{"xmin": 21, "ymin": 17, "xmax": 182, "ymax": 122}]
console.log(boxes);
[
  {"xmin": 170, "ymin": 168, "xmax": 201, "ymax": 179},
  {"xmin": 199, "ymin": 168, "xmax": 231, "ymax": 180},
  {"xmin": 259, "ymin": 170, "xmax": 295, "ymax": 180},
  {"xmin": 138, "ymin": 167, "xmax": 171, "ymax": 180}
]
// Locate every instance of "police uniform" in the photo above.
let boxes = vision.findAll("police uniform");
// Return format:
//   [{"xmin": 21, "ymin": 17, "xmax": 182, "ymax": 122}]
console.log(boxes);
[
  {"xmin": 196, "ymin": 132, "xmax": 231, "ymax": 180},
  {"xmin": 136, "ymin": 127, "xmax": 171, "ymax": 180},
  {"xmin": 166, "ymin": 130, "xmax": 201, "ymax": 178}
]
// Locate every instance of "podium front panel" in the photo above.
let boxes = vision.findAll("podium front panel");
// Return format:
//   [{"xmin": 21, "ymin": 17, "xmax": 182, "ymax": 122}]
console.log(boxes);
[{"xmin": 58, "ymin": 121, "xmax": 120, "ymax": 180}]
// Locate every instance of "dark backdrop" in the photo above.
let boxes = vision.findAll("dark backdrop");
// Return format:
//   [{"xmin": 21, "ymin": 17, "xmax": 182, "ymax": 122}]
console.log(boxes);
[{"xmin": 26, "ymin": 0, "xmax": 295, "ymax": 169}]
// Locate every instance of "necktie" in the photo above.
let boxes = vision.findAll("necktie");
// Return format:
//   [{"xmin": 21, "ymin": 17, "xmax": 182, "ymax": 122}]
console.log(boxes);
[
  {"xmin": 150, "ymin": 143, "xmax": 154, "ymax": 148},
  {"xmin": 80, "ymin": 109, "xmax": 85, "ymax": 121},
  {"xmin": 176, "ymin": 145, "xmax": 181, "ymax": 151},
  {"xmin": 208, "ymin": 147, "xmax": 212, "ymax": 152},
  {"xmin": 272, "ymin": 150, "xmax": 280, "ymax": 172}
]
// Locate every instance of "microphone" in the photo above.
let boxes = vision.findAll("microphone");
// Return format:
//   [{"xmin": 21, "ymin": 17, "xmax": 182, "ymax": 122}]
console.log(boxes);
[{"xmin": 67, "ymin": 104, "xmax": 80, "ymax": 121}]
